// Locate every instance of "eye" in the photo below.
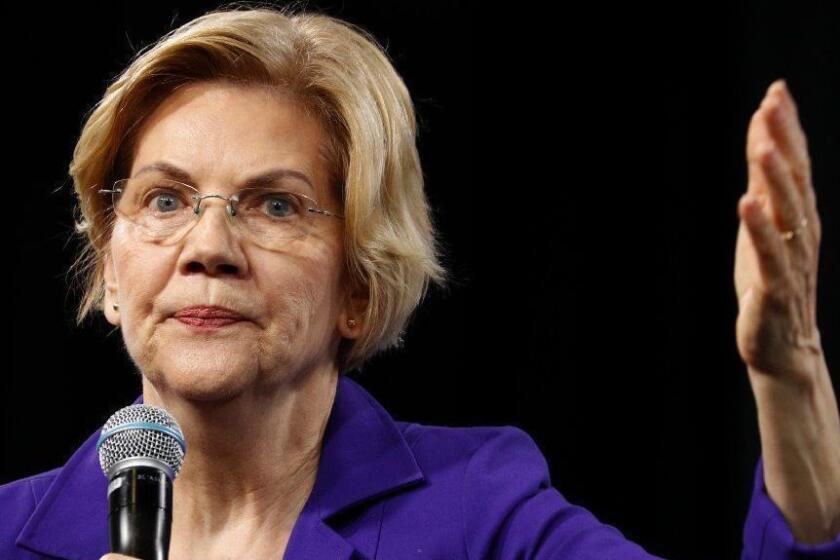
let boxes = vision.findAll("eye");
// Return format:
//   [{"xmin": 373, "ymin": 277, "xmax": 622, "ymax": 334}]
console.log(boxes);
[
  {"xmin": 145, "ymin": 188, "xmax": 187, "ymax": 214},
  {"xmin": 261, "ymin": 192, "xmax": 301, "ymax": 218}
]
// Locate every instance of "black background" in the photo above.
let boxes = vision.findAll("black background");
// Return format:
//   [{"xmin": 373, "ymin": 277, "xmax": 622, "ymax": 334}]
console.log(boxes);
[{"xmin": 3, "ymin": 2, "xmax": 839, "ymax": 559}]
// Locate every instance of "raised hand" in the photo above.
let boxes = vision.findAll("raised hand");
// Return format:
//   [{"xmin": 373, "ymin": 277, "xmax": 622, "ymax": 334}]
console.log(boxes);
[
  {"xmin": 735, "ymin": 79, "xmax": 823, "ymax": 386},
  {"xmin": 734, "ymin": 79, "xmax": 840, "ymax": 544}
]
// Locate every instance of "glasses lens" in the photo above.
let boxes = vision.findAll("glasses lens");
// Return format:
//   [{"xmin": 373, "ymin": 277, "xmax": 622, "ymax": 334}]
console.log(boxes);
[
  {"xmin": 114, "ymin": 177, "xmax": 196, "ymax": 243},
  {"xmin": 109, "ymin": 180, "xmax": 326, "ymax": 251},
  {"xmin": 234, "ymin": 188, "xmax": 314, "ymax": 250}
]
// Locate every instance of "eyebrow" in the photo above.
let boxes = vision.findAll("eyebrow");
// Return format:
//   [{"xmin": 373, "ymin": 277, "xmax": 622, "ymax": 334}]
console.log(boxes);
[{"xmin": 133, "ymin": 161, "xmax": 317, "ymax": 197}]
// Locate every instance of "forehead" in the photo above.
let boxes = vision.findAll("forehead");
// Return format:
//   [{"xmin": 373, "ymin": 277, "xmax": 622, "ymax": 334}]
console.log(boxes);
[{"xmin": 129, "ymin": 81, "xmax": 330, "ymax": 201}]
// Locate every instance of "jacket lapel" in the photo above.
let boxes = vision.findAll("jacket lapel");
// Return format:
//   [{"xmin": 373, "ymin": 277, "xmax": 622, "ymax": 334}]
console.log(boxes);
[
  {"xmin": 15, "ymin": 376, "xmax": 425, "ymax": 560},
  {"xmin": 313, "ymin": 375, "xmax": 426, "ymax": 520},
  {"xmin": 16, "ymin": 429, "xmax": 111, "ymax": 560},
  {"xmin": 284, "ymin": 375, "xmax": 426, "ymax": 559}
]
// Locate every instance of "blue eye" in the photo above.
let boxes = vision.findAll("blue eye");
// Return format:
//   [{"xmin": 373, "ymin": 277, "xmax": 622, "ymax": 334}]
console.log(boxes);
[
  {"xmin": 154, "ymin": 193, "xmax": 182, "ymax": 213},
  {"xmin": 143, "ymin": 188, "xmax": 187, "ymax": 214},
  {"xmin": 263, "ymin": 194, "xmax": 298, "ymax": 218}
]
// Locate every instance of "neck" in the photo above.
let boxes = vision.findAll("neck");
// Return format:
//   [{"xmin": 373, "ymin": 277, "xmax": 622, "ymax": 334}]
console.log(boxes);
[{"xmin": 141, "ymin": 365, "xmax": 338, "ymax": 539}]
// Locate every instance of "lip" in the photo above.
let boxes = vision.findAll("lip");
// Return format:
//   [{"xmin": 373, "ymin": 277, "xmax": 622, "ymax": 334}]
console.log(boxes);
[{"xmin": 173, "ymin": 305, "xmax": 246, "ymax": 329}]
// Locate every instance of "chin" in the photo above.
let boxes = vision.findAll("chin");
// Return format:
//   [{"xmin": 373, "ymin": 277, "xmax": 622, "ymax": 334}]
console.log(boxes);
[
  {"xmin": 141, "ymin": 348, "xmax": 264, "ymax": 404},
  {"xmin": 127, "ymin": 320, "xmax": 305, "ymax": 402}
]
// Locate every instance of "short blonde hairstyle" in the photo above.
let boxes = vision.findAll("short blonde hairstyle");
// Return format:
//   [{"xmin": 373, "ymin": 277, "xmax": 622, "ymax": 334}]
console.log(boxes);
[{"xmin": 70, "ymin": 3, "xmax": 449, "ymax": 373}]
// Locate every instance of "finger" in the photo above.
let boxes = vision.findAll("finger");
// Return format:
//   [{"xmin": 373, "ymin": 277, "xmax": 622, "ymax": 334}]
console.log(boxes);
[
  {"xmin": 763, "ymin": 81, "xmax": 812, "ymax": 189},
  {"xmin": 738, "ymin": 192, "xmax": 789, "ymax": 294},
  {"xmin": 746, "ymin": 101, "xmax": 779, "ymax": 197},
  {"xmin": 746, "ymin": 108, "xmax": 770, "ymax": 196},
  {"xmin": 755, "ymin": 140, "xmax": 808, "ymax": 249},
  {"xmin": 776, "ymin": 83, "xmax": 822, "ymax": 242},
  {"xmin": 746, "ymin": 105, "xmax": 815, "ymax": 255}
]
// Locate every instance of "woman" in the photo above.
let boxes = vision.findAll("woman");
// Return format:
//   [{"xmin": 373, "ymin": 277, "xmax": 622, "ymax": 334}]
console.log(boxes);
[{"xmin": 1, "ymin": 5, "xmax": 838, "ymax": 559}]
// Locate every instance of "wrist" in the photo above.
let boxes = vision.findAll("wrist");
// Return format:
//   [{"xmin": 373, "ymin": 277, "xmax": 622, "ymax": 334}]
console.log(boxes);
[{"xmin": 748, "ymin": 358, "xmax": 840, "ymax": 542}]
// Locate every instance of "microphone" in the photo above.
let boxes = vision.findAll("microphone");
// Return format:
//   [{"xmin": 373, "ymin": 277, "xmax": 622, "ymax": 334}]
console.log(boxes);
[{"xmin": 97, "ymin": 404, "xmax": 186, "ymax": 560}]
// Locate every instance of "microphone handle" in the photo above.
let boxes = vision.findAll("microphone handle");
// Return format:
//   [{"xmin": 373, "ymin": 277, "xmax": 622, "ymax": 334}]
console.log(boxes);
[{"xmin": 108, "ymin": 465, "xmax": 173, "ymax": 560}]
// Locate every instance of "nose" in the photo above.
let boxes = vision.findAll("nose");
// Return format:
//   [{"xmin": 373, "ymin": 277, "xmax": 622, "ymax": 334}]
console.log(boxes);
[{"xmin": 176, "ymin": 198, "xmax": 248, "ymax": 277}]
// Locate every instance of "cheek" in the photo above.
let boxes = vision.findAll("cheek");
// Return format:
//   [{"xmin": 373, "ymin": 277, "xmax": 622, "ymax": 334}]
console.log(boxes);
[
  {"xmin": 111, "ymin": 232, "xmax": 178, "ymax": 336},
  {"xmin": 258, "ymin": 251, "xmax": 344, "ymax": 341},
  {"xmin": 262, "ymin": 263, "xmax": 328, "ymax": 330}
]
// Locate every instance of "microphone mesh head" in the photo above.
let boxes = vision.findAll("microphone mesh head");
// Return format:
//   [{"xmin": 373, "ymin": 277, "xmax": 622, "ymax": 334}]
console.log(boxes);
[{"xmin": 97, "ymin": 404, "xmax": 186, "ymax": 478}]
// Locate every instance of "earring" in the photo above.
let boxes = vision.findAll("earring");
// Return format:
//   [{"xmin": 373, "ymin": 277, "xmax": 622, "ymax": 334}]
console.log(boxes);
[
  {"xmin": 113, "ymin": 304, "xmax": 119, "ymax": 312},
  {"xmin": 346, "ymin": 318, "xmax": 357, "ymax": 328}
]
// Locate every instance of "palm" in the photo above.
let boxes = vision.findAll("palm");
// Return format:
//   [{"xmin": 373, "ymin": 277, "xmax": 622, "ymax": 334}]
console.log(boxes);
[{"xmin": 733, "ymin": 81, "xmax": 823, "ymax": 386}]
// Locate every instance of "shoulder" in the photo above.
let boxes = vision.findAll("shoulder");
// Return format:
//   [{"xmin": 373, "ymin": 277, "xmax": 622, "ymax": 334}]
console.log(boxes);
[
  {"xmin": 388, "ymin": 422, "xmax": 661, "ymax": 559},
  {"xmin": 397, "ymin": 422, "xmax": 554, "ymax": 528},
  {"xmin": 400, "ymin": 422, "xmax": 553, "ymax": 510},
  {"xmin": 397, "ymin": 421, "xmax": 548, "ymax": 473},
  {"xmin": 0, "ymin": 468, "xmax": 62, "ymax": 556},
  {"xmin": 384, "ymin": 422, "xmax": 560, "ymax": 557},
  {"xmin": 397, "ymin": 422, "xmax": 548, "ymax": 476}
]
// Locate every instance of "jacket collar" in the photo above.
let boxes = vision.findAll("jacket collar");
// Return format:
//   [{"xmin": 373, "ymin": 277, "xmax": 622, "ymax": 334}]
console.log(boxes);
[{"xmin": 17, "ymin": 375, "xmax": 426, "ymax": 559}]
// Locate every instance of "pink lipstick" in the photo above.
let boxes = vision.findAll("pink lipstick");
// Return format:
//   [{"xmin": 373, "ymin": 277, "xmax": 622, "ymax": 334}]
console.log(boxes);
[{"xmin": 173, "ymin": 306, "xmax": 245, "ymax": 329}]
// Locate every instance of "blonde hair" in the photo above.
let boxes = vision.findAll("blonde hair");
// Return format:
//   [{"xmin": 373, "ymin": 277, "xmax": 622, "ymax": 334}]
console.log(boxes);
[{"xmin": 69, "ymin": 3, "xmax": 449, "ymax": 373}]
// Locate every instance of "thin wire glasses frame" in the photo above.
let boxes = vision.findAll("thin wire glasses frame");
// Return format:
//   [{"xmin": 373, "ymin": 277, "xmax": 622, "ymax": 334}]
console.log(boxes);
[{"xmin": 98, "ymin": 176, "xmax": 344, "ymax": 250}]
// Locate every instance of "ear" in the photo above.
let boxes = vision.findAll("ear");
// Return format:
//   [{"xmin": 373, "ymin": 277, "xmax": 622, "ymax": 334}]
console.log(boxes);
[
  {"xmin": 102, "ymin": 252, "xmax": 121, "ymax": 327},
  {"xmin": 337, "ymin": 284, "xmax": 369, "ymax": 339}
]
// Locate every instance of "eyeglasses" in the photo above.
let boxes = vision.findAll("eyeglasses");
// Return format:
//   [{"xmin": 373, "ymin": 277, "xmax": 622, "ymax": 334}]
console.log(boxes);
[{"xmin": 99, "ymin": 176, "xmax": 344, "ymax": 251}]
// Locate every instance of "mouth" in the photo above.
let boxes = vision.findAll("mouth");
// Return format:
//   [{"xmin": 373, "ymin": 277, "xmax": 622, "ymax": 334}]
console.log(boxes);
[{"xmin": 173, "ymin": 305, "xmax": 246, "ymax": 329}]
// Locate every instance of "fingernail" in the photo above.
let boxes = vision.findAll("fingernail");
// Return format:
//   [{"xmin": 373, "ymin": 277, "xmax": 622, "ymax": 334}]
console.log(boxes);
[{"xmin": 769, "ymin": 79, "xmax": 786, "ymax": 95}]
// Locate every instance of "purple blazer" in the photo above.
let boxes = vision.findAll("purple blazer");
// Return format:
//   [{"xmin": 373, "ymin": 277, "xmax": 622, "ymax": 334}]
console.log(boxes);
[{"xmin": 2, "ymin": 375, "xmax": 839, "ymax": 559}]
